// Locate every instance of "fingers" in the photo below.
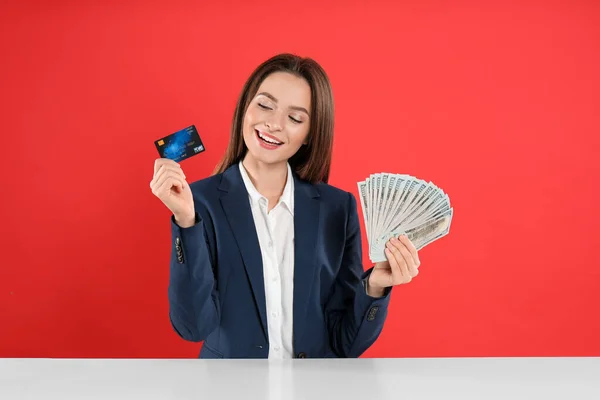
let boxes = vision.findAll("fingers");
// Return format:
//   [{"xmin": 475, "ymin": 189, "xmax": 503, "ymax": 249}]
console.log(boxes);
[
  {"xmin": 384, "ymin": 247, "xmax": 400, "ymax": 286},
  {"xmin": 394, "ymin": 236, "xmax": 419, "ymax": 279},
  {"xmin": 154, "ymin": 158, "xmax": 181, "ymax": 177},
  {"xmin": 151, "ymin": 170, "xmax": 186, "ymax": 196},
  {"xmin": 385, "ymin": 236, "xmax": 420, "ymax": 284},
  {"xmin": 154, "ymin": 164, "xmax": 186, "ymax": 183},
  {"xmin": 151, "ymin": 158, "xmax": 186, "ymax": 194},
  {"xmin": 155, "ymin": 175, "xmax": 183, "ymax": 196},
  {"xmin": 385, "ymin": 240, "xmax": 409, "ymax": 284},
  {"xmin": 398, "ymin": 235, "xmax": 420, "ymax": 268}
]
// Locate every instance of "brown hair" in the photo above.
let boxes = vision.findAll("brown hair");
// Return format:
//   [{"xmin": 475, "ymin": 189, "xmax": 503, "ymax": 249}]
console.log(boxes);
[{"xmin": 213, "ymin": 53, "xmax": 335, "ymax": 184}]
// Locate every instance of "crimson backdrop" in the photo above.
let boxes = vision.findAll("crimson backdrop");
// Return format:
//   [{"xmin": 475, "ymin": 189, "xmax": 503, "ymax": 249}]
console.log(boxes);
[{"xmin": 1, "ymin": 0, "xmax": 599, "ymax": 358}]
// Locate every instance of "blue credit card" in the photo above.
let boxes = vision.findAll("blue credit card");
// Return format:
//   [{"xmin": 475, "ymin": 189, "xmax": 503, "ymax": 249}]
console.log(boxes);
[{"xmin": 154, "ymin": 125, "xmax": 205, "ymax": 162}]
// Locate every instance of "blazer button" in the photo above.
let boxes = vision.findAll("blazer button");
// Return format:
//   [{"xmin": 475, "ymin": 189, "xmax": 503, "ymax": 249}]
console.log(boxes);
[
  {"xmin": 297, "ymin": 352, "xmax": 306, "ymax": 358},
  {"xmin": 367, "ymin": 306, "xmax": 379, "ymax": 321}
]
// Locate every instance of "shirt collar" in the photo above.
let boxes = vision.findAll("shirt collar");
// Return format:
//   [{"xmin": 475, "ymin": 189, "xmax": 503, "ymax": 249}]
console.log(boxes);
[{"xmin": 238, "ymin": 161, "xmax": 294, "ymax": 215}]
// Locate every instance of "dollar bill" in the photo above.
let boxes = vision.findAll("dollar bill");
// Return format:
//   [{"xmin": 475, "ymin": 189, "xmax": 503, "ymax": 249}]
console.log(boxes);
[
  {"xmin": 357, "ymin": 172, "xmax": 454, "ymax": 263},
  {"xmin": 370, "ymin": 208, "xmax": 453, "ymax": 262},
  {"xmin": 379, "ymin": 175, "xmax": 408, "ymax": 234},
  {"xmin": 357, "ymin": 180, "xmax": 370, "ymax": 246},
  {"xmin": 377, "ymin": 174, "xmax": 396, "ymax": 236}
]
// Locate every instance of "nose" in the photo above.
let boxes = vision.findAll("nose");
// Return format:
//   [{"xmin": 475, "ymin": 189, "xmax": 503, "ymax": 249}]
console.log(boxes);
[{"xmin": 264, "ymin": 111, "xmax": 284, "ymax": 131}]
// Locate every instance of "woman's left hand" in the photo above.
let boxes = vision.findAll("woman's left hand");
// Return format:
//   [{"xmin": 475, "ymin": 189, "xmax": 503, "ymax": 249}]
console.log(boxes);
[{"xmin": 367, "ymin": 235, "xmax": 421, "ymax": 296}]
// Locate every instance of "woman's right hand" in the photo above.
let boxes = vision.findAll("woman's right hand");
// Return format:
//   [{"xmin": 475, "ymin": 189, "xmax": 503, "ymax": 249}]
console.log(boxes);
[{"xmin": 150, "ymin": 158, "xmax": 195, "ymax": 227}]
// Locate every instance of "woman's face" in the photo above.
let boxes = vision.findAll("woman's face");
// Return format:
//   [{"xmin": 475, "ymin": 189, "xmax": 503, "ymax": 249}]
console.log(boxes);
[{"xmin": 242, "ymin": 71, "xmax": 311, "ymax": 167}]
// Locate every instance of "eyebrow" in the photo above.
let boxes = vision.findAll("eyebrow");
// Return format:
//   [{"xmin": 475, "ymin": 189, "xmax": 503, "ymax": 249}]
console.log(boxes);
[{"xmin": 256, "ymin": 92, "xmax": 310, "ymax": 116}]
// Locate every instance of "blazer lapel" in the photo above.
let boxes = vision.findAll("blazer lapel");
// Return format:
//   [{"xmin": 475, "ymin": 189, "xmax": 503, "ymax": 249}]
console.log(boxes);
[
  {"xmin": 292, "ymin": 175, "xmax": 320, "ymax": 349},
  {"xmin": 217, "ymin": 164, "xmax": 322, "ymax": 350},
  {"xmin": 218, "ymin": 165, "xmax": 268, "ymax": 341}
]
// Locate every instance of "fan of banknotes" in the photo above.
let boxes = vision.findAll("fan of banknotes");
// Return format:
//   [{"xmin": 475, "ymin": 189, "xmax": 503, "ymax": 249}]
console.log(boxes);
[{"xmin": 357, "ymin": 173, "xmax": 453, "ymax": 263}]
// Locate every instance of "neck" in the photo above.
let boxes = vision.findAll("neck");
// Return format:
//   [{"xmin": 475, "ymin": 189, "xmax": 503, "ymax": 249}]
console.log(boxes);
[{"xmin": 241, "ymin": 156, "xmax": 289, "ymax": 199}]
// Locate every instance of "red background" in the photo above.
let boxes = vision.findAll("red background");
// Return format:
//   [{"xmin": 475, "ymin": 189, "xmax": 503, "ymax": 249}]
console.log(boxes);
[{"xmin": 1, "ymin": 0, "xmax": 599, "ymax": 358}]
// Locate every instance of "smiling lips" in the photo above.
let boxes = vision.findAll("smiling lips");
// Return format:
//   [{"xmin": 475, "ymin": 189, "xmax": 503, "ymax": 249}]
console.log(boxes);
[{"xmin": 255, "ymin": 129, "xmax": 283, "ymax": 149}]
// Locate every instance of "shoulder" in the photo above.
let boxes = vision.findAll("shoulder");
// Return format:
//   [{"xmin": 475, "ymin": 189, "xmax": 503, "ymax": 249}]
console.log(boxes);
[
  {"xmin": 185, "ymin": 171, "xmax": 228, "ymax": 213},
  {"xmin": 188, "ymin": 172, "xmax": 223, "ymax": 194},
  {"xmin": 312, "ymin": 181, "xmax": 358, "ymax": 212},
  {"xmin": 310, "ymin": 182, "xmax": 361, "ymax": 234}
]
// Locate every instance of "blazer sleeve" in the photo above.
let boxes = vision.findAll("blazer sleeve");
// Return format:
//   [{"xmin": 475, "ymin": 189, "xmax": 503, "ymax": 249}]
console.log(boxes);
[
  {"xmin": 168, "ymin": 208, "xmax": 220, "ymax": 342},
  {"xmin": 325, "ymin": 192, "xmax": 392, "ymax": 357}
]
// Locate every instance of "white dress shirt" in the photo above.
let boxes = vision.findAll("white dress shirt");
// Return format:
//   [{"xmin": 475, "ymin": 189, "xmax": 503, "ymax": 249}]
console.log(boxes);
[{"xmin": 238, "ymin": 161, "xmax": 295, "ymax": 359}]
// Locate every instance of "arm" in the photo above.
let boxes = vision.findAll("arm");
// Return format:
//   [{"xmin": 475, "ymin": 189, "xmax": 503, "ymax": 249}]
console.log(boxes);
[
  {"xmin": 168, "ymin": 210, "xmax": 220, "ymax": 342},
  {"xmin": 325, "ymin": 192, "xmax": 392, "ymax": 357}
]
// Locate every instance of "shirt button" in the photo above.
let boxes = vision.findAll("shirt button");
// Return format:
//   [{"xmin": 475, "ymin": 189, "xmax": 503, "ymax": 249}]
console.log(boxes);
[
  {"xmin": 271, "ymin": 311, "xmax": 278, "ymax": 318},
  {"xmin": 268, "ymin": 241, "xmax": 273, "ymax": 247}
]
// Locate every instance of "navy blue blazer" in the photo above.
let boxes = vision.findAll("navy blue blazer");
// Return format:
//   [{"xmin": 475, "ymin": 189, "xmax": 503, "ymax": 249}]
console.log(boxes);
[{"xmin": 167, "ymin": 163, "xmax": 392, "ymax": 358}]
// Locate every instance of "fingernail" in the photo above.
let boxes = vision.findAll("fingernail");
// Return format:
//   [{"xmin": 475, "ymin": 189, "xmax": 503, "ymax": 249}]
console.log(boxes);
[{"xmin": 390, "ymin": 237, "xmax": 397, "ymax": 242}]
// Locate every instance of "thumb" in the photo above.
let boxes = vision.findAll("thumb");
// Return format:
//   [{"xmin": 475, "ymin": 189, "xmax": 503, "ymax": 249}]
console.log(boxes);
[{"xmin": 171, "ymin": 180, "xmax": 184, "ymax": 194}]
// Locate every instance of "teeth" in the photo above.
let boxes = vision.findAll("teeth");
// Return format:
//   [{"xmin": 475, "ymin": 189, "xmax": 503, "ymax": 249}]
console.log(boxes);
[{"xmin": 258, "ymin": 131, "xmax": 282, "ymax": 145}]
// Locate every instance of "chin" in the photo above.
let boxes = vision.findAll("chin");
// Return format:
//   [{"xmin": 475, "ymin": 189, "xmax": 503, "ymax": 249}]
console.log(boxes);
[{"xmin": 249, "ymin": 149, "xmax": 289, "ymax": 166}]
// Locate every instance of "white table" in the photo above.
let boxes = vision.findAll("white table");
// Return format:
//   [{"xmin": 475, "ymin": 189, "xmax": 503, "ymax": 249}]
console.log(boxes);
[{"xmin": 1, "ymin": 357, "xmax": 599, "ymax": 399}]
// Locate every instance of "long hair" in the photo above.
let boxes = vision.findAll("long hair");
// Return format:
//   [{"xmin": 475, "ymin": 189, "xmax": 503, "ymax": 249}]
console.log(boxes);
[{"xmin": 213, "ymin": 53, "xmax": 335, "ymax": 184}]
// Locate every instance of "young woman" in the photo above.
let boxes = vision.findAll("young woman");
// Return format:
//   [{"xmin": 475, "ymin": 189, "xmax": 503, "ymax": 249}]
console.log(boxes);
[{"xmin": 150, "ymin": 53, "xmax": 421, "ymax": 359}]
